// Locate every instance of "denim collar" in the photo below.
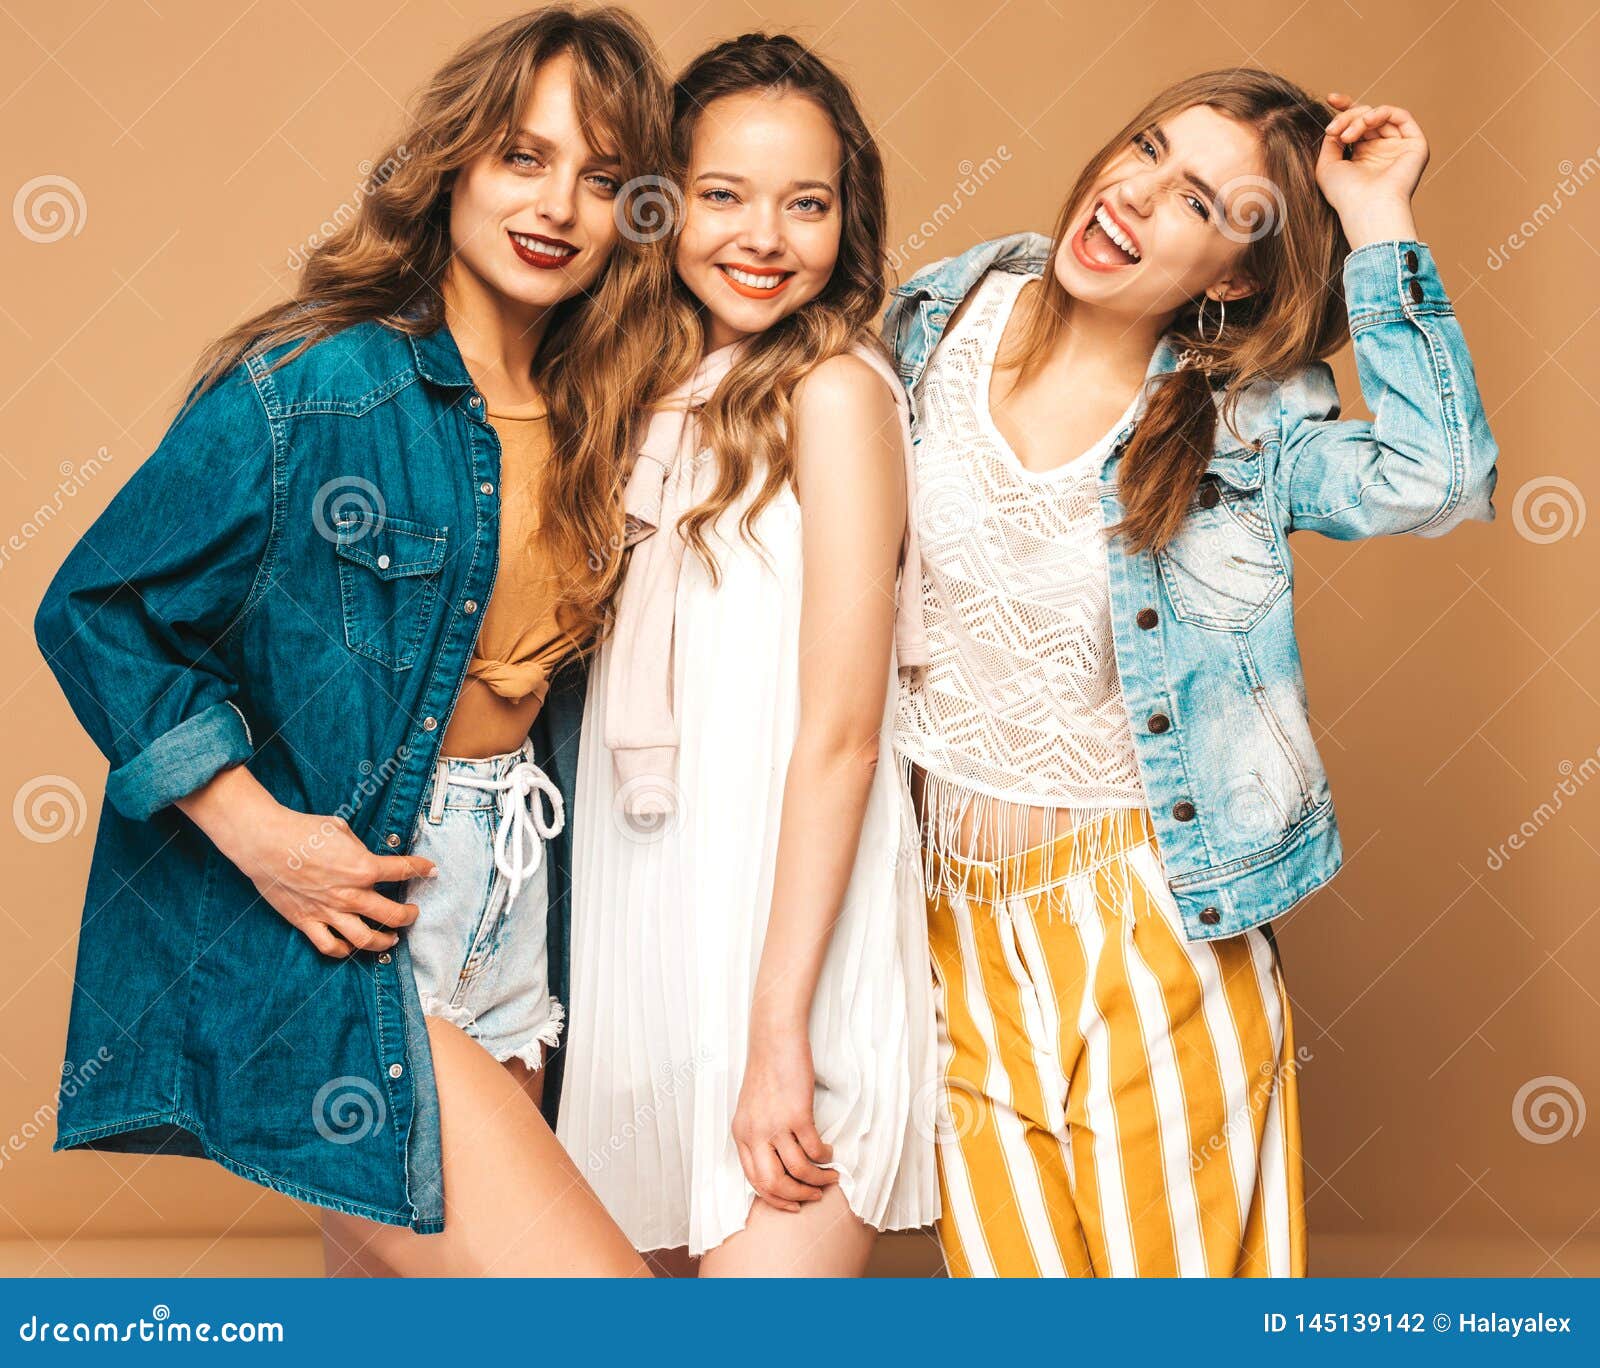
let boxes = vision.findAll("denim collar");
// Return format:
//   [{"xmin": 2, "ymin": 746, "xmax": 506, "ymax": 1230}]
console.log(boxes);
[{"xmin": 406, "ymin": 323, "xmax": 475, "ymax": 390}]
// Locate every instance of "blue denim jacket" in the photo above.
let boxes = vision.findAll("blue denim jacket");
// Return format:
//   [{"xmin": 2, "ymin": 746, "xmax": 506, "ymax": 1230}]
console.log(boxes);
[
  {"xmin": 884, "ymin": 233, "xmax": 1498, "ymax": 939},
  {"xmin": 34, "ymin": 320, "xmax": 585, "ymax": 1232}
]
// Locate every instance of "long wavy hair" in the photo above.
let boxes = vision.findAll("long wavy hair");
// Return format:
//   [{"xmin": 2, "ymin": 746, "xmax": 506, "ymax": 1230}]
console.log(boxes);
[
  {"xmin": 187, "ymin": 6, "xmax": 682, "ymax": 646},
  {"xmin": 1003, "ymin": 69, "xmax": 1350, "ymax": 553},
  {"xmin": 664, "ymin": 33, "xmax": 890, "ymax": 579}
]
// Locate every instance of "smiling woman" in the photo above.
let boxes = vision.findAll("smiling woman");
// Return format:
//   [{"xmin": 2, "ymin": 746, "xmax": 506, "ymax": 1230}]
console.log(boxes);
[
  {"xmin": 31, "ymin": 5, "xmax": 685, "ymax": 1279},
  {"xmin": 884, "ymin": 68, "xmax": 1498, "ymax": 1277}
]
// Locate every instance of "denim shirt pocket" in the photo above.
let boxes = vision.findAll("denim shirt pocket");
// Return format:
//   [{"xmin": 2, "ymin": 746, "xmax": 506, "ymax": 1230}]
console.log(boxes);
[
  {"xmin": 334, "ymin": 511, "xmax": 448, "ymax": 669},
  {"xmin": 1154, "ymin": 458, "xmax": 1288, "ymax": 632}
]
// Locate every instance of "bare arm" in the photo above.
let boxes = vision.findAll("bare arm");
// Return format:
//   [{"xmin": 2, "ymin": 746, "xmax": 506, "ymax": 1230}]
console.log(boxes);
[{"xmin": 730, "ymin": 352, "xmax": 906, "ymax": 1212}]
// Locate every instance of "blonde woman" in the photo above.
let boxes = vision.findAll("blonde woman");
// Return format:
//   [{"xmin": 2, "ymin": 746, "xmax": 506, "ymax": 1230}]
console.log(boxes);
[
  {"xmin": 558, "ymin": 34, "xmax": 940, "ymax": 1276},
  {"xmin": 34, "ymin": 7, "xmax": 679, "ymax": 1276}
]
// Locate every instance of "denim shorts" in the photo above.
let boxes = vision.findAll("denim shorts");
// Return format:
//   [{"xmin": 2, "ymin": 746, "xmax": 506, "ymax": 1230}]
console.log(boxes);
[{"xmin": 402, "ymin": 738, "xmax": 565, "ymax": 1070}]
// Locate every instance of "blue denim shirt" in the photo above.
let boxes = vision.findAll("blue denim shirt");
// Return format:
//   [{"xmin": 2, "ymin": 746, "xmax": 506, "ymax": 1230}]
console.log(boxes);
[
  {"xmin": 34, "ymin": 320, "xmax": 585, "ymax": 1232},
  {"xmin": 884, "ymin": 233, "xmax": 1498, "ymax": 939}
]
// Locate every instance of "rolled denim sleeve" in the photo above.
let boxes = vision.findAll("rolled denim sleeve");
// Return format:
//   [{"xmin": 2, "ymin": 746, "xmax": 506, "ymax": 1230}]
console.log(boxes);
[
  {"xmin": 33, "ymin": 363, "xmax": 276, "ymax": 820},
  {"xmin": 1275, "ymin": 240, "xmax": 1499, "ymax": 540}
]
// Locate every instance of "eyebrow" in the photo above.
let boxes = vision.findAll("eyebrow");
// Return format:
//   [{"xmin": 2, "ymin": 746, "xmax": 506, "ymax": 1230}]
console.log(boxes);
[
  {"xmin": 1146, "ymin": 124, "xmax": 1222, "ymax": 219},
  {"xmin": 511, "ymin": 128, "xmax": 621, "ymax": 167},
  {"xmin": 693, "ymin": 171, "xmax": 836, "ymax": 193}
]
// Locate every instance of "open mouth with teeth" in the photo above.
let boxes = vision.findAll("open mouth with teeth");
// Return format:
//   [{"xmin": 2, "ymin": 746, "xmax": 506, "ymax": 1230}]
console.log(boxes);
[
  {"xmin": 508, "ymin": 231, "xmax": 580, "ymax": 269},
  {"xmin": 1072, "ymin": 200, "xmax": 1142, "ymax": 271},
  {"xmin": 716, "ymin": 263, "xmax": 795, "ymax": 299}
]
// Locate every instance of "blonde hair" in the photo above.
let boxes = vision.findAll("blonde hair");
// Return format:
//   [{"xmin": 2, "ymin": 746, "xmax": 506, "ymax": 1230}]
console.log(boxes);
[
  {"xmin": 663, "ymin": 33, "xmax": 890, "ymax": 581},
  {"xmin": 188, "ymin": 6, "xmax": 686, "ymax": 646},
  {"xmin": 1005, "ymin": 69, "xmax": 1350, "ymax": 553}
]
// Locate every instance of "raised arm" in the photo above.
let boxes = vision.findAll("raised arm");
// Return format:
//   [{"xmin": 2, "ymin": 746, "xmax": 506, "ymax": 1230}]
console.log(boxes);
[{"xmin": 1273, "ymin": 96, "xmax": 1498, "ymax": 540}]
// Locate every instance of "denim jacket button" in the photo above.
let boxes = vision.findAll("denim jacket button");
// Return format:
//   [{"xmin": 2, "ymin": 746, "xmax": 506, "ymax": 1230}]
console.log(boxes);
[
  {"xmin": 463, "ymin": 599, "xmax": 478, "ymax": 615},
  {"xmin": 469, "ymin": 394, "xmax": 483, "ymax": 408},
  {"xmin": 376, "ymin": 553, "xmax": 391, "ymax": 570},
  {"xmin": 1197, "ymin": 482, "xmax": 1221, "ymax": 509},
  {"xmin": 481, "ymin": 481, "xmax": 495, "ymax": 496},
  {"xmin": 1136, "ymin": 608, "xmax": 1159, "ymax": 630},
  {"xmin": 1172, "ymin": 800, "xmax": 1196, "ymax": 821},
  {"xmin": 1199, "ymin": 907, "xmax": 1221, "ymax": 925},
  {"xmin": 377, "ymin": 952, "xmax": 392, "ymax": 964},
  {"xmin": 1408, "ymin": 279, "xmax": 1424, "ymax": 304},
  {"xmin": 388, "ymin": 1063, "xmax": 404, "ymax": 1079},
  {"xmin": 422, "ymin": 716, "xmax": 437, "ymax": 732},
  {"xmin": 385, "ymin": 833, "xmax": 401, "ymax": 848},
  {"xmin": 1148, "ymin": 712, "xmax": 1171, "ymax": 734},
  {"xmin": 1404, "ymin": 249, "xmax": 1419, "ymax": 272}
]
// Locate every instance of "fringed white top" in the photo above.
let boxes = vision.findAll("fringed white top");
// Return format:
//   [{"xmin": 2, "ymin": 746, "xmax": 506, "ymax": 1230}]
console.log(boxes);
[{"xmin": 894, "ymin": 267, "xmax": 1150, "ymax": 892}]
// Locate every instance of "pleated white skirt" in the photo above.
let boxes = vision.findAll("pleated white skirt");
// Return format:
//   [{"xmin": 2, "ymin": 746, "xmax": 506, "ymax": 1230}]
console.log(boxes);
[{"xmin": 557, "ymin": 488, "xmax": 940, "ymax": 1256}]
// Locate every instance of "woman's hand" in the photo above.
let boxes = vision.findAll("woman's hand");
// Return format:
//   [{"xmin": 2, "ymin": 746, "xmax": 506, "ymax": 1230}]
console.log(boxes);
[
  {"xmin": 177, "ymin": 764, "xmax": 433, "ymax": 958},
  {"xmin": 731, "ymin": 1019, "xmax": 840, "ymax": 1213},
  {"xmin": 1316, "ymin": 92, "xmax": 1428, "ymax": 248}
]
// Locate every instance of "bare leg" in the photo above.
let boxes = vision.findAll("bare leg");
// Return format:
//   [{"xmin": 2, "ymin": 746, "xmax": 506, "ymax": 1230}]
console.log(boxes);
[
  {"xmin": 319, "ymin": 1016, "xmax": 648, "ymax": 1277},
  {"xmin": 697, "ymin": 1184, "xmax": 877, "ymax": 1278}
]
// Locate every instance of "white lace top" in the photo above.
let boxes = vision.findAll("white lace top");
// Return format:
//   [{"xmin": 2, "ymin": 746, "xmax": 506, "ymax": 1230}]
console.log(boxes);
[{"xmin": 894, "ymin": 267, "xmax": 1147, "ymax": 813}]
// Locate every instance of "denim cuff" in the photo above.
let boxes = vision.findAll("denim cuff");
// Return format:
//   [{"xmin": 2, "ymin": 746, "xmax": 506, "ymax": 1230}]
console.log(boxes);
[
  {"xmin": 105, "ymin": 700, "xmax": 254, "ymax": 821},
  {"xmin": 1343, "ymin": 239, "xmax": 1450, "ymax": 329}
]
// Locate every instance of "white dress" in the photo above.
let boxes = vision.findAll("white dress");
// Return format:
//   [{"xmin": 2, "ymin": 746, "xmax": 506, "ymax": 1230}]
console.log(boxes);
[{"xmin": 558, "ymin": 478, "xmax": 941, "ymax": 1256}]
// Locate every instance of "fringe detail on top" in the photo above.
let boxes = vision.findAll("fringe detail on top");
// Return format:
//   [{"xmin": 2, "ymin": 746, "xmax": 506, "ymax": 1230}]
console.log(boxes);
[{"xmin": 903, "ymin": 757, "xmax": 1155, "ymax": 943}]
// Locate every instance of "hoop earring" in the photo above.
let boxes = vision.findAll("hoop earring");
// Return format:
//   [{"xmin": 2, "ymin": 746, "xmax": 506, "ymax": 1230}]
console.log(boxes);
[{"xmin": 1196, "ymin": 293, "xmax": 1226, "ymax": 344}]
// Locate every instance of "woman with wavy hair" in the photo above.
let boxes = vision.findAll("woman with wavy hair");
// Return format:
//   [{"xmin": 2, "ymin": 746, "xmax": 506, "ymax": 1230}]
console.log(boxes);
[
  {"xmin": 34, "ymin": 6, "xmax": 677, "ymax": 1275},
  {"xmin": 884, "ymin": 72, "xmax": 1497, "ymax": 1276},
  {"xmin": 556, "ymin": 33, "xmax": 940, "ymax": 1276}
]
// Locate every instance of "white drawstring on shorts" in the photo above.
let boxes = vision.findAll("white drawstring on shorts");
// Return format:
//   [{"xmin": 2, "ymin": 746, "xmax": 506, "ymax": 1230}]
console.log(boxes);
[{"xmin": 446, "ymin": 756, "xmax": 565, "ymax": 904}]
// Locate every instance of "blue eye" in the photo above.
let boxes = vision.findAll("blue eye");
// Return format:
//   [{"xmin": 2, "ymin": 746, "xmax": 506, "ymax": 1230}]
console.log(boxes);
[
  {"xmin": 702, "ymin": 188, "xmax": 737, "ymax": 205},
  {"xmin": 506, "ymin": 150, "xmax": 540, "ymax": 170},
  {"xmin": 792, "ymin": 196, "xmax": 829, "ymax": 214}
]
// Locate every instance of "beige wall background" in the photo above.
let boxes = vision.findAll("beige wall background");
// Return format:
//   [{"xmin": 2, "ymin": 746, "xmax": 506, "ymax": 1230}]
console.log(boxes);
[{"xmin": 1, "ymin": 0, "xmax": 1595, "ymax": 1277}]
